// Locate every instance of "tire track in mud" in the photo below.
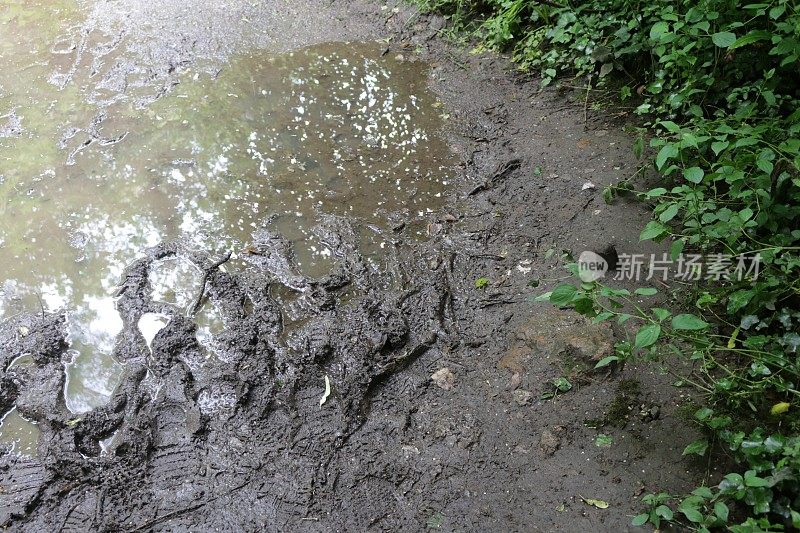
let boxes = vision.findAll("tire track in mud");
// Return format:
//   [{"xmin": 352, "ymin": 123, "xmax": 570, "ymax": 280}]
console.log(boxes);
[{"xmin": 0, "ymin": 214, "xmax": 460, "ymax": 530}]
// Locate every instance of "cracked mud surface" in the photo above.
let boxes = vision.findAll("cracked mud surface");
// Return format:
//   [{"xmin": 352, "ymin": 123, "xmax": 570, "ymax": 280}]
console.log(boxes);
[{"xmin": 0, "ymin": 0, "xmax": 707, "ymax": 530}]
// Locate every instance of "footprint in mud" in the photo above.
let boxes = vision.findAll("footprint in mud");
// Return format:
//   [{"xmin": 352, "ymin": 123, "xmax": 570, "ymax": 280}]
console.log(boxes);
[
  {"xmin": 148, "ymin": 256, "xmax": 205, "ymax": 314},
  {"xmin": 0, "ymin": 211, "xmax": 457, "ymax": 529},
  {"xmin": 137, "ymin": 312, "xmax": 171, "ymax": 352}
]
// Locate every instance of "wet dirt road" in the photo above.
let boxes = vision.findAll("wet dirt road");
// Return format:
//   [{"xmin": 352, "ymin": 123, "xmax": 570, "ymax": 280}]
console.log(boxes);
[{"xmin": 1, "ymin": 0, "xmax": 706, "ymax": 530}]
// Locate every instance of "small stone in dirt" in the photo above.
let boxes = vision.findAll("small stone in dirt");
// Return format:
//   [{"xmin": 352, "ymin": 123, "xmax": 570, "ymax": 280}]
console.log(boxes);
[
  {"xmin": 512, "ymin": 389, "xmax": 533, "ymax": 406},
  {"xmin": 539, "ymin": 429, "xmax": 560, "ymax": 456},
  {"xmin": 401, "ymin": 444, "xmax": 420, "ymax": 458},
  {"xmin": 510, "ymin": 372, "xmax": 522, "ymax": 389},
  {"xmin": 639, "ymin": 404, "xmax": 660, "ymax": 422},
  {"xmin": 431, "ymin": 368, "xmax": 455, "ymax": 390}
]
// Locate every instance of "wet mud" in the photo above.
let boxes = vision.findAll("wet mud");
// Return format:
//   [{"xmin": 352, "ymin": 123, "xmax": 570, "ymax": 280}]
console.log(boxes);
[{"xmin": 0, "ymin": 0, "xmax": 709, "ymax": 530}]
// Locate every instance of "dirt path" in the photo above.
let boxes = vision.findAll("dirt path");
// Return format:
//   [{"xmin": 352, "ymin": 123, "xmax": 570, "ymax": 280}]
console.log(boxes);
[{"xmin": 0, "ymin": 1, "xmax": 708, "ymax": 530}]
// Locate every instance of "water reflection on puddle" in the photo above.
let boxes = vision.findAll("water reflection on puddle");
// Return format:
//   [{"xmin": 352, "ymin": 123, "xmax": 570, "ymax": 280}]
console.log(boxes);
[
  {"xmin": 0, "ymin": 1, "xmax": 456, "ymax": 443},
  {"xmin": 196, "ymin": 301, "xmax": 227, "ymax": 361},
  {"xmin": 149, "ymin": 256, "xmax": 204, "ymax": 314},
  {"xmin": 0, "ymin": 408, "xmax": 40, "ymax": 457}
]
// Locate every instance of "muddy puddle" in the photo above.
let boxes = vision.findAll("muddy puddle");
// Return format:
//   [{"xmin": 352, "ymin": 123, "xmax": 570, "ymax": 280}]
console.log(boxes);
[{"xmin": 0, "ymin": 1, "xmax": 455, "ymax": 453}]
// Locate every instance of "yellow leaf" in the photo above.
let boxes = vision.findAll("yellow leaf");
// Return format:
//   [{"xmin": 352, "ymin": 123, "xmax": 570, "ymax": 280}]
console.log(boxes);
[
  {"xmin": 770, "ymin": 402, "xmax": 790, "ymax": 415},
  {"xmin": 580, "ymin": 496, "xmax": 609, "ymax": 509},
  {"xmin": 727, "ymin": 327, "xmax": 740, "ymax": 349}
]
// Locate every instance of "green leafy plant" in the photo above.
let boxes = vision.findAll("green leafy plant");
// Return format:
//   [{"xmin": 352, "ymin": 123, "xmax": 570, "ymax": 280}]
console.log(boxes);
[{"xmin": 410, "ymin": 0, "xmax": 800, "ymax": 528}]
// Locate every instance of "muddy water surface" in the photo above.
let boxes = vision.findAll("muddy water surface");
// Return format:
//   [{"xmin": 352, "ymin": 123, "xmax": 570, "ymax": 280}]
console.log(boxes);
[{"xmin": 0, "ymin": 1, "xmax": 455, "ymax": 453}]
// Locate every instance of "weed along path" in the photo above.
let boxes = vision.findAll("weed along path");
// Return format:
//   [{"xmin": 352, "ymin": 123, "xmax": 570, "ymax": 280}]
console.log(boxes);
[{"xmin": 0, "ymin": 0, "xmax": 707, "ymax": 530}]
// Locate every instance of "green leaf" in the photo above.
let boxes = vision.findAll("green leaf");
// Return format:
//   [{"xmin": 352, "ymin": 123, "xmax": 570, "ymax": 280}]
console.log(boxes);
[
  {"xmin": 682, "ymin": 439, "xmax": 709, "ymax": 456},
  {"xmin": 659, "ymin": 120, "xmax": 681, "ymax": 133},
  {"xmin": 652, "ymin": 308, "xmax": 671, "ymax": 321},
  {"xmin": 680, "ymin": 505, "xmax": 704, "ymax": 523},
  {"xmin": 744, "ymin": 470, "xmax": 770, "ymax": 487},
  {"xmin": 553, "ymin": 377, "xmax": 572, "ymax": 392},
  {"xmin": 635, "ymin": 287, "xmax": 658, "ymax": 296},
  {"xmin": 635, "ymin": 324, "xmax": 661, "ymax": 349},
  {"xmin": 678, "ymin": 496, "xmax": 703, "ymax": 524},
  {"xmin": 655, "ymin": 505, "xmax": 673, "ymax": 520},
  {"xmin": 711, "ymin": 31, "xmax": 736, "ymax": 48},
  {"xmin": 692, "ymin": 487, "xmax": 714, "ymax": 499},
  {"xmin": 550, "ymin": 284, "xmax": 578, "ymax": 306},
  {"xmin": 683, "ymin": 167, "xmax": 704, "ymax": 184},
  {"xmin": 656, "ymin": 144, "xmax": 678, "ymax": 169},
  {"xmin": 731, "ymin": 30, "xmax": 771, "ymax": 49},
  {"xmin": 694, "ymin": 407, "xmax": 714, "ymax": 421},
  {"xmin": 631, "ymin": 514, "xmax": 649, "ymax": 526},
  {"xmin": 633, "ymin": 136, "xmax": 644, "ymax": 159},
  {"xmin": 650, "ymin": 21, "xmax": 670, "ymax": 40},
  {"xmin": 645, "ymin": 187, "xmax": 667, "ymax": 198},
  {"xmin": 475, "ymin": 277, "xmax": 490, "ymax": 289},
  {"xmin": 669, "ymin": 239, "xmax": 685, "ymax": 261},
  {"xmin": 659, "ymin": 203, "xmax": 679, "ymax": 222},
  {"xmin": 427, "ymin": 512, "xmax": 445, "ymax": 529},
  {"xmin": 714, "ymin": 501, "xmax": 729, "ymax": 522},
  {"xmin": 594, "ymin": 356, "xmax": 619, "ymax": 369},
  {"xmin": 672, "ymin": 314, "xmax": 709, "ymax": 330},
  {"xmin": 595, "ymin": 434, "xmax": 613, "ymax": 447},
  {"xmin": 640, "ymin": 221, "xmax": 669, "ymax": 241},
  {"xmin": 711, "ymin": 141, "xmax": 729, "ymax": 155}
]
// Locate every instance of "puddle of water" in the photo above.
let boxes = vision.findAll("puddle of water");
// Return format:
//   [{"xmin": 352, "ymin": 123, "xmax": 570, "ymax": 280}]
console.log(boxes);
[
  {"xmin": 0, "ymin": 1, "xmax": 455, "ymax": 432},
  {"xmin": 149, "ymin": 256, "xmax": 204, "ymax": 314},
  {"xmin": 137, "ymin": 313, "xmax": 171, "ymax": 353},
  {"xmin": 196, "ymin": 301, "xmax": 226, "ymax": 360},
  {"xmin": 7, "ymin": 353, "xmax": 34, "ymax": 369},
  {"xmin": 0, "ymin": 408, "xmax": 40, "ymax": 457},
  {"xmin": 63, "ymin": 348, "xmax": 124, "ymax": 414}
]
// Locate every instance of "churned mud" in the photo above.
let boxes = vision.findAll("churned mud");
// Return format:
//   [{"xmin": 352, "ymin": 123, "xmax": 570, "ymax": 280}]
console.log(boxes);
[{"xmin": 1, "ymin": 0, "xmax": 709, "ymax": 530}]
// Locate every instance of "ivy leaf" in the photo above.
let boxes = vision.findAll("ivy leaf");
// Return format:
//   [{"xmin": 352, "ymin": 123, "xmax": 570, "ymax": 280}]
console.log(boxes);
[
  {"xmin": 672, "ymin": 314, "xmax": 709, "ymax": 330},
  {"xmin": 683, "ymin": 438, "xmax": 709, "ymax": 456},
  {"xmin": 635, "ymin": 324, "xmax": 661, "ymax": 349},
  {"xmin": 635, "ymin": 287, "xmax": 658, "ymax": 296},
  {"xmin": 712, "ymin": 31, "xmax": 737, "ymax": 48}
]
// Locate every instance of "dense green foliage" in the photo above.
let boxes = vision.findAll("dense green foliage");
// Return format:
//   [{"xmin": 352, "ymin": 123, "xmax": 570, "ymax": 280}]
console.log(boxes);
[{"xmin": 411, "ymin": 0, "xmax": 800, "ymax": 529}]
